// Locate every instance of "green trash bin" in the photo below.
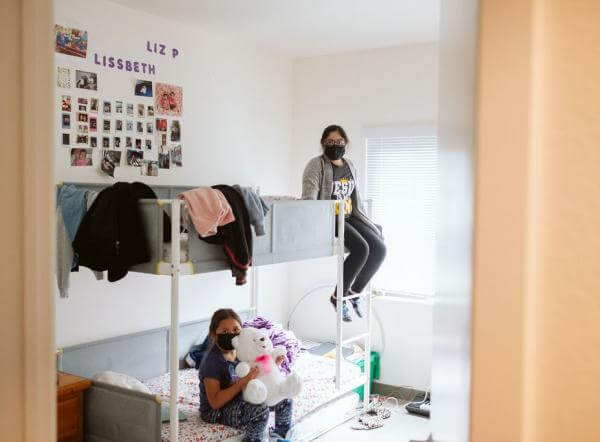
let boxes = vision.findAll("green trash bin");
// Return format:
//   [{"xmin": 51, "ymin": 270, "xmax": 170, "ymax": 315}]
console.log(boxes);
[{"xmin": 352, "ymin": 351, "xmax": 380, "ymax": 401}]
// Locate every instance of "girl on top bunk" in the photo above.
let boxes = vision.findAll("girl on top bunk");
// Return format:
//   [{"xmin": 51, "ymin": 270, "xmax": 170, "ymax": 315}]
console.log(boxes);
[
  {"xmin": 199, "ymin": 309, "xmax": 293, "ymax": 442},
  {"xmin": 302, "ymin": 124, "xmax": 387, "ymax": 322}
]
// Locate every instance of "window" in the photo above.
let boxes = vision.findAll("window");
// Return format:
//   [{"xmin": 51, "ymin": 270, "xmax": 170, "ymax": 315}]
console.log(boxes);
[{"xmin": 365, "ymin": 127, "xmax": 438, "ymax": 297}]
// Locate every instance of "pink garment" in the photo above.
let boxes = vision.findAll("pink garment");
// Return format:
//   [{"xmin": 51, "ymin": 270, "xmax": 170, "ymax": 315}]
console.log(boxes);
[{"xmin": 179, "ymin": 188, "xmax": 235, "ymax": 237}]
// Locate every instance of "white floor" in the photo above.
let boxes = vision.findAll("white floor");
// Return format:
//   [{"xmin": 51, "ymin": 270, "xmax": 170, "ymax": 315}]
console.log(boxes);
[{"xmin": 315, "ymin": 405, "xmax": 431, "ymax": 442}]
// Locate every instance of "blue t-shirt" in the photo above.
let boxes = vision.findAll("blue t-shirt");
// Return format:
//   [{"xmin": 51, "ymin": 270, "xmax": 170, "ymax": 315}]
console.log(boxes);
[{"xmin": 198, "ymin": 344, "xmax": 238, "ymax": 412}]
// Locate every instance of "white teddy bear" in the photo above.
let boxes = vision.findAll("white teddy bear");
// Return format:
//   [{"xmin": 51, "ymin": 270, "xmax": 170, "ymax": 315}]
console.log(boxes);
[{"xmin": 232, "ymin": 327, "xmax": 302, "ymax": 406}]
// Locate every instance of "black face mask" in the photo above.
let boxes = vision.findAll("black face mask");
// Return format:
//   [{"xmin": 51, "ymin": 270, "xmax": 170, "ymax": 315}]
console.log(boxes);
[
  {"xmin": 324, "ymin": 145, "xmax": 346, "ymax": 161},
  {"xmin": 216, "ymin": 332, "xmax": 239, "ymax": 351}
]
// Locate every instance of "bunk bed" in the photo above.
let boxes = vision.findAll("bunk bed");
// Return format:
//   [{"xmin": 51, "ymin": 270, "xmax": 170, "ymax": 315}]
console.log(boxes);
[{"xmin": 57, "ymin": 183, "xmax": 373, "ymax": 441}]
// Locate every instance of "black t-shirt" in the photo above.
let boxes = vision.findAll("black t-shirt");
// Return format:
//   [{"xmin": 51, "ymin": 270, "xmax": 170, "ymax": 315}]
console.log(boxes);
[
  {"xmin": 331, "ymin": 161, "xmax": 355, "ymax": 217},
  {"xmin": 198, "ymin": 344, "xmax": 238, "ymax": 412}
]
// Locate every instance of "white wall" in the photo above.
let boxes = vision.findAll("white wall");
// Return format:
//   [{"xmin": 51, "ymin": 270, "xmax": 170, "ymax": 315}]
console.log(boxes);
[
  {"xmin": 431, "ymin": 1, "xmax": 476, "ymax": 439},
  {"xmin": 54, "ymin": 0, "xmax": 293, "ymax": 346},
  {"xmin": 288, "ymin": 44, "xmax": 438, "ymax": 389}
]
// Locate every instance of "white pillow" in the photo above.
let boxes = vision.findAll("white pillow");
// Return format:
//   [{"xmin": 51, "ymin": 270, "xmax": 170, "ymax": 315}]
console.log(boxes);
[{"xmin": 92, "ymin": 371, "xmax": 151, "ymax": 394}]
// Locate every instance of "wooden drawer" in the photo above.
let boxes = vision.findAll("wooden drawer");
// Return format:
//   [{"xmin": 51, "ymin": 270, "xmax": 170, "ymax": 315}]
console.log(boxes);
[
  {"xmin": 57, "ymin": 393, "xmax": 82, "ymax": 441},
  {"xmin": 57, "ymin": 372, "xmax": 90, "ymax": 442}
]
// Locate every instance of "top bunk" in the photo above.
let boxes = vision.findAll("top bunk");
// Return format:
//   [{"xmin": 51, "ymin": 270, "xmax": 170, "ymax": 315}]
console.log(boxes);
[{"xmin": 60, "ymin": 182, "xmax": 338, "ymax": 276}]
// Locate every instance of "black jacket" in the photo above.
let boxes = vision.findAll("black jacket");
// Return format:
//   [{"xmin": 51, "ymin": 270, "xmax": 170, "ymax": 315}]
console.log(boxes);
[
  {"xmin": 73, "ymin": 182, "xmax": 160, "ymax": 282},
  {"xmin": 200, "ymin": 185, "xmax": 253, "ymax": 285}
]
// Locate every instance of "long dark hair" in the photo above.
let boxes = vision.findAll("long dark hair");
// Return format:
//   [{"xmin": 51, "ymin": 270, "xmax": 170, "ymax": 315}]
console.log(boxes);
[
  {"xmin": 208, "ymin": 309, "xmax": 242, "ymax": 338},
  {"xmin": 320, "ymin": 124, "xmax": 349, "ymax": 147}
]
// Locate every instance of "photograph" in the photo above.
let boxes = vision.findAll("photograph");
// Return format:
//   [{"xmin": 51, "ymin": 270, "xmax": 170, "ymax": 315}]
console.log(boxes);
[
  {"xmin": 78, "ymin": 105, "xmax": 86, "ymax": 112},
  {"xmin": 101, "ymin": 150, "xmax": 122, "ymax": 177},
  {"xmin": 55, "ymin": 25, "xmax": 88, "ymax": 58},
  {"xmin": 75, "ymin": 70, "xmax": 97, "ymax": 90},
  {"xmin": 137, "ymin": 103, "xmax": 145, "ymax": 118},
  {"xmin": 156, "ymin": 118, "xmax": 167, "ymax": 132},
  {"xmin": 62, "ymin": 113, "xmax": 71, "ymax": 129},
  {"xmin": 102, "ymin": 137, "xmax": 110, "ymax": 148},
  {"xmin": 76, "ymin": 134, "xmax": 88, "ymax": 144},
  {"xmin": 77, "ymin": 112, "xmax": 88, "ymax": 123},
  {"xmin": 134, "ymin": 80, "xmax": 153, "ymax": 97},
  {"xmin": 158, "ymin": 133, "xmax": 167, "ymax": 148},
  {"xmin": 90, "ymin": 98, "xmax": 98, "ymax": 112},
  {"xmin": 115, "ymin": 120, "xmax": 123, "ymax": 131},
  {"xmin": 103, "ymin": 101, "xmax": 111, "ymax": 114},
  {"xmin": 127, "ymin": 150, "xmax": 143, "ymax": 167},
  {"xmin": 137, "ymin": 121, "xmax": 143, "ymax": 133},
  {"xmin": 126, "ymin": 136, "xmax": 132, "ymax": 148},
  {"xmin": 171, "ymin": 144, "xmax": 182, "ymax": 167},
  {"xmin": 146, "ymin": 122, "xmax": 153, "ymax": 134},
  {"xmin": 77, "ymin": 97, "xmax": 88, "ymax": 105},
  {"xmin": 170, "ymin": 120, "xmax": 181, "ymax": 142},
  {"xmin": 158, "ymin": 152, "xmax": 170, "ymax": 169},
  {"xmin": 70, "ymin": 148, "xmax": 93, "ymax": 166},
  {"xmin": 90, "ymin": 136, "xmax": 97, "ymax": 148},
  {"xmin": 115, "ymin": 101, "xmax": 123, "ymax": 114},
  {"xmin": 126, "ymin": 120, "xmax": 133, "ymax": 131},
  {"xmin": 135, "ymin": 138, "xmax": 142, "ymax": 150},
  {"xmin": 141, "ymin": 161, "xmax": 158, "ymax": 177},
  {"xmin": 61, "ymin": 95, "xmax": 71, "ymax": 112},
  {"xmin": 57, "ymin": 67, "xmax": 71, "ymax": 88},
  {"xmin": 62, "ymin": 133, "xmax": 70, "ymax": 146},
  {"xmin": 77, "ymin": 124, "xmax": 88, "ymax": 134},
  {"xmin": 155, "ymin": 82, "xmax": 183, "ymax": 116},
  {"xmin": 126, "ymin": 103, "xmax": 134, "ymax": 116},
  {"xmin": 145, "ymin": 139, "xmax": 152, "ymax": 150},
  {"xmin": 113, "ymin": 136, "xmax": 121, "ymax": 148},
  {"xmin": 103, "ymin": 119, "xmax": 111, "ymax": 133},
  {"xmin": 147, "ymin": 105, "xmax": 154, "ymax": 116},
  {"xmin": 89, "ymin": 117, "xmax": 97, "ymax": 132}
]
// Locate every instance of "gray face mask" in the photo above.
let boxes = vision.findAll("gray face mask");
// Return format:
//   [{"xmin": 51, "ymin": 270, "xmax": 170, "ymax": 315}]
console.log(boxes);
[{"xmin": 324, "ymin": 145, "xmax": 346, "ymax": 160}]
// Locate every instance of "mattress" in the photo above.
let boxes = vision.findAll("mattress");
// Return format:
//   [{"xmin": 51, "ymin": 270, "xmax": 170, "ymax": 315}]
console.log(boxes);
[{"xmin": 143, "ymin": 352, "xmax": 362, "ymax": 441}]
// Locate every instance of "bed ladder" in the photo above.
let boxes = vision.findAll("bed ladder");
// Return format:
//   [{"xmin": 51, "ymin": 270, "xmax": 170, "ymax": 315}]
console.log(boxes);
[
  {"xmin": 169, "ymin": 199, "xmax": 182, "ymax": 442},
  {"xmin": 334, "ymin": 200, "xmax": 372, "ymax": 411}
]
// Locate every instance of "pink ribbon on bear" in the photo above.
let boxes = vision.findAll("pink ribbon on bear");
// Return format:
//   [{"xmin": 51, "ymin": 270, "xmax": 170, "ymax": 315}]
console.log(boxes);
[{"xmin": 255, "ymin": 354, "xmax": 272, "ymax": 374}]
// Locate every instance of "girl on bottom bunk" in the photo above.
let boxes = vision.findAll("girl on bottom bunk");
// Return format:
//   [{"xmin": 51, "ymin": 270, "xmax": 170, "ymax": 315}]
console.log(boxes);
[{"xmin": 199, "ymin": 309, "xmax": 293, "ymax": 442}]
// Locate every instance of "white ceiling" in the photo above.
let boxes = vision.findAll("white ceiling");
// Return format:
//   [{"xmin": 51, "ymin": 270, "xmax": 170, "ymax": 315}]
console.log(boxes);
[{"xmin": 110, "ymin": 0, "xmax": 439, "ymax": 58}]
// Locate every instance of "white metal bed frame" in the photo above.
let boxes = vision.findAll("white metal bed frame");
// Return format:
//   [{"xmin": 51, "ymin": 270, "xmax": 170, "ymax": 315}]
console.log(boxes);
[{"xmin": 79, "ymin": 195, "xmax": 371, "ymax": 441}]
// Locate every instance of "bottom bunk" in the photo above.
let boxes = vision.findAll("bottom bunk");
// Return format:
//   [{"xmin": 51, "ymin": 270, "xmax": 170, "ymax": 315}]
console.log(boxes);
[
  {"xmin": 144, "ymin": 352, "xmax": 362, "ymax": 441},
  {"xmin": 59, "ymin": 315, "xmax": 366, "ymax": 441}
]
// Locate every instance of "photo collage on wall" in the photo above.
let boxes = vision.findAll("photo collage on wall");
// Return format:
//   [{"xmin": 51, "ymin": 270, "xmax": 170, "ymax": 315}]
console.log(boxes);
[{"xmin": 55, "ymin": 24, "xmax": 184, "ymax": 177}]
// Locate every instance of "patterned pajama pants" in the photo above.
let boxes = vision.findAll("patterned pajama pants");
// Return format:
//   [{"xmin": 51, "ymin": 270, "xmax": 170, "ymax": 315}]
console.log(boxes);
[{"xmin": 201, "ymin": 397, "xmax": 293, "ymax": 442}]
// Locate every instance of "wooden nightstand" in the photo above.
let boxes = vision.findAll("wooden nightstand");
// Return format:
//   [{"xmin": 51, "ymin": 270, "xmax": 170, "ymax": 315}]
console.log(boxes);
[{"xmin": 57, "ymin": 372, "xmax": 92, "ymax": 442}]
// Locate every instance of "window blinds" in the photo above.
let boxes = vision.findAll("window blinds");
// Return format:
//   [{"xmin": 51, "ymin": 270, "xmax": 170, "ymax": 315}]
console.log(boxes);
[{"xmin": 366, "ymin": 134, "xmax": 438, "ymax": 296}]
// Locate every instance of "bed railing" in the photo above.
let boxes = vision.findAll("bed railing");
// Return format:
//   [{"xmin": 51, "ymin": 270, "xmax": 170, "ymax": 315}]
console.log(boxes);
[{"xmin": 57, "ymin": 182, "xmax": 372, "ymax": 440}]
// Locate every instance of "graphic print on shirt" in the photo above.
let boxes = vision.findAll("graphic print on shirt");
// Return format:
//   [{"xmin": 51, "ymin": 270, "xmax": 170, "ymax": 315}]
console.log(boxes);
[{"xmin": 332, "ymin": 177, "xmax": 355, "ymax": 216}]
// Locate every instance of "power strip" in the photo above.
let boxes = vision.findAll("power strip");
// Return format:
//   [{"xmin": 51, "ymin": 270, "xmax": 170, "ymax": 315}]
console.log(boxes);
[{"xmin": 405, "ymin": 391, "xmax": 430, "ymax": 418}]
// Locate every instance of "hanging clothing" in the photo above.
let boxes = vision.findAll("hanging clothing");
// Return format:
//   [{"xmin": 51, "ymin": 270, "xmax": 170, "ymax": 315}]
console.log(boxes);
[
  {"xmin": 73, "ymin": 182, "xmax": 160, "ymax": 282},
  {"xmin": 200, "ymin": 185, "xmax": 253, "ymax": 285},
  {"xmin": 56, "ymin": 188, "xmax": 103, "ymax": 298},
  {"xmin": 232, "ymin": 185, "xmax": 269, "ymax": 236},
  {"xmin": 178, "ymin": 187, "xmax": 235, "ymax": 237},
  {"xmin": 57, "ymin": 184, "xmax": 88, "ymax": 242}
]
